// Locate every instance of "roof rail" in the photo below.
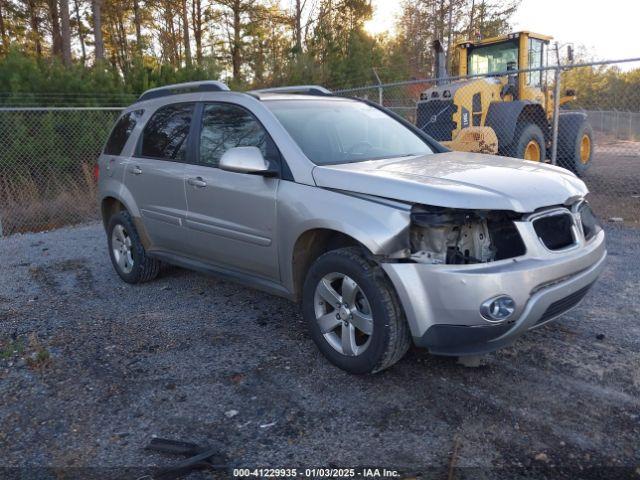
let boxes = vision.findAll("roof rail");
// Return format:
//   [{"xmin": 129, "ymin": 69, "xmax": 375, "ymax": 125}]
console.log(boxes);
[
  {"xmin": 137, "ymin": 81, "xmax": 230, "ymax": 102},
  {"xmin": 250, "ymin": 85, "xmax": 332, "ymax": 96}
]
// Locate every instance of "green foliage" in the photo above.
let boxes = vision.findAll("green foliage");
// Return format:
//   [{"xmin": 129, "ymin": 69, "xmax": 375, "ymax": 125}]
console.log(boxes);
[
  {"xmin": 0, "ymin": 49, "xmax": 129, "ymax": 106},
  {"xmin": 564, "ymin": 65, "xmax": 640, "ymax": 111},
  {"xmin": 0, "ymin": 0, "xmax": 524, "ymax": 96},
  {"xmin": 0, "ymin": 49, "xmax": 222, "ymax": 106},
  {"xmin": 0, "ymin": 109, "xmax": 119, "ymax": 183}
]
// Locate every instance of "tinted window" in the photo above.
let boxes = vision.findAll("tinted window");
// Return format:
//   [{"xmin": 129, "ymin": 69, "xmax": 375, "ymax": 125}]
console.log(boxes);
[
  {"xmin": 265, "ymin": 100, "xmax": 432, "ymax": 165},
  {"xmin": 104, "ymin": 110, "xmax": 143, "ymax": 155},
  {"xmin": 140, "ymin": 103, "xmax": 194, "ymax": 161},
  {"xmin": 199, "ymin": 103, "xmax": 273, "ymax": 167}
]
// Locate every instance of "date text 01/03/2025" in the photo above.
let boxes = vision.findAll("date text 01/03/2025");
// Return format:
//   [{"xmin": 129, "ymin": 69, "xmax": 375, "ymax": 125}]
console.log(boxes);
[{"xmin": 232, "ymin": 468, "xmax": 400, "ymax": 477}]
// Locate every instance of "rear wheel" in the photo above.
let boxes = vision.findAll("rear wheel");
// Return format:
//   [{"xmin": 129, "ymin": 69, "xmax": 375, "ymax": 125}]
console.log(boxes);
[
  {"xmin": 512, "ymin": 123, "xmax": 546, "ymax": 162},
  {"xmin": 558, "ymin": 121, "xmax": 593, "ymax": 176},
  {"xmin": 302, "ymin": 247, "xmax": 411, "ymax": 374},
  {"xmin": 107, "ymin": 211, "xmax": 161, "ymax": 284}
]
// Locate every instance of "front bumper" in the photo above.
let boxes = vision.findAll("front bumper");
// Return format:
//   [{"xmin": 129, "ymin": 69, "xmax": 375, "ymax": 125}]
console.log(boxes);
[{"xmin": 382, "ymin": 227, "xmax": 607, "ymax": 356}]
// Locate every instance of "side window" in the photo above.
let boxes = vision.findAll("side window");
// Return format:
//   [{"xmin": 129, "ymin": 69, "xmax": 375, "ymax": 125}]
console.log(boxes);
[
  {"xmin": 199, "ymin": 103, "xmax": 274, "ymax": 167},
  {"xmin": 140, "ymin": 103, "xmax": 195, "ymax": 161},
  {"xmin": 527, "ymin": 39, "xmax": 544, "ymax": 87},
  {"xmin": 104, "ymin": 109, "xmax": 143, "ymax": 155}
]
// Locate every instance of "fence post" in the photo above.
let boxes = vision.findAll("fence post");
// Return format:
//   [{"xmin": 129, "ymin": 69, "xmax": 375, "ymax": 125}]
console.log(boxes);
[
  {"xmin": 373, "ymin": 68, "xmax": 383, "ymax": 106},
  {"xmin": 550, "ymin": 65, "xmax": 562, "ymax": 165}
]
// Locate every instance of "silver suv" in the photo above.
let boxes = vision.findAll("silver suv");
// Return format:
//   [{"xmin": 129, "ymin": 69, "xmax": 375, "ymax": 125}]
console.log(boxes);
[{"xmin": 98, "ymin": 81, "xmax": 606, "ymax": 374}]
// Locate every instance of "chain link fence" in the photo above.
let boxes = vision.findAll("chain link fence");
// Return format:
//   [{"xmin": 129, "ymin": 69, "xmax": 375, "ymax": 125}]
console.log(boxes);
[
  {"xmin": 0, "ymin": 108, "xmax": 121, "ymax": 235},
  {"xmin": 1, "ymin": 59, "xmax": 639, "ymax": 235}
]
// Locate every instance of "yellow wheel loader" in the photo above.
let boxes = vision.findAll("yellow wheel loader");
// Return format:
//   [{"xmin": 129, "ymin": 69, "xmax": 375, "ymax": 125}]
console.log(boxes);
[{"xmin": 416, "ymin": 32, "xmax": 593, "ymax": 176}]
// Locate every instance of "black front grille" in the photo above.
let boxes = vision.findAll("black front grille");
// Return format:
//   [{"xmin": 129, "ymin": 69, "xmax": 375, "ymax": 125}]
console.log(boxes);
[
  {"xmin": 533, "ymin": 213, "xmax": 575, "ymax": 250},
  {"xmin": 416, "ymin": 100, "xmax": 457, "ymax": 141},
  {"xmin": 537, "ymin": 283, "xmax": 594, "ymax": 324}
]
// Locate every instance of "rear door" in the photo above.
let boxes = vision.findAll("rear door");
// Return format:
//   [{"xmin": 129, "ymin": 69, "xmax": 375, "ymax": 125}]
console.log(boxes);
[
  {"xmin": 99, "ymin": 108, "xmax": 144, "ymax": 195},
  {"xmin": 125, "ymin": 102, "xmax": 195, "ymax": 252},
  {"xmin": 183, "ymin": 102, "xmax": 280, "ymax": 280}
]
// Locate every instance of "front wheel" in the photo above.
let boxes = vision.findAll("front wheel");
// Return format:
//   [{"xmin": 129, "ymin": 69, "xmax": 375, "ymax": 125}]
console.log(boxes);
[{"xmin": 302, "ymin": 247, "xmax": 411, "ymax": 374}]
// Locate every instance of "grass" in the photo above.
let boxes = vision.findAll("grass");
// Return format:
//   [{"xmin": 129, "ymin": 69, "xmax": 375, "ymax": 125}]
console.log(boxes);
[
  {"xmin": 0, "ymin": 338, "xmax": 25, "ymax": 359},
  {"xmin": 25, "ymin": 333, "xmax": 52, "ymax": 372},
  {"xmin": 1, "ymin": 333, "xmax": 52, "ymax": 374}
]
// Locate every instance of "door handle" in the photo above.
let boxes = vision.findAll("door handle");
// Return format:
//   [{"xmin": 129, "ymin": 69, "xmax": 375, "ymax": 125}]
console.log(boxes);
[
  {"xmin": 187, "ymin": 177, "xmax": 207, "ymax": 188},
  {"xmin": 128, "ymin": 165, "xmax": 142, "ymax": 175}
]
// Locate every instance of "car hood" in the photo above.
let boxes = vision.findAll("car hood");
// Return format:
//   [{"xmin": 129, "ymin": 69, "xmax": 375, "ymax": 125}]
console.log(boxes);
[{"xmin": 312, "ymin": 151, "xmax": 588, "ymax": 212}]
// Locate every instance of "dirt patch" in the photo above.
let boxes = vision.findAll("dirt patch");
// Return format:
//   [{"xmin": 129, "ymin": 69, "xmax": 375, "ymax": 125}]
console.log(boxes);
[{"xmin": 577, "ymin": 133, "xmax": 640, "ymax": 226}]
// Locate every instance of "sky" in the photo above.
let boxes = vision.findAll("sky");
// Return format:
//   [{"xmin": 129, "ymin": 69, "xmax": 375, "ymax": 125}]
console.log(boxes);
[{"xmin": 364, "ymin": 0, "xmax": 640, "ymax": 63}]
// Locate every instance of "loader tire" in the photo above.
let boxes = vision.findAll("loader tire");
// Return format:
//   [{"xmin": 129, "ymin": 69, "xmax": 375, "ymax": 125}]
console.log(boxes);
[{"xmin": 512, "ymin": 123, "xmax": 546, "ymax": 162}]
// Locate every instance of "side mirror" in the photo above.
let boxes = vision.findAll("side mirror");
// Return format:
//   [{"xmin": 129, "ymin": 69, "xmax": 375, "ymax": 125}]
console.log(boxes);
[{"xmin": 219, "ymin": 146, "xmax": 275, "ymax": 175}]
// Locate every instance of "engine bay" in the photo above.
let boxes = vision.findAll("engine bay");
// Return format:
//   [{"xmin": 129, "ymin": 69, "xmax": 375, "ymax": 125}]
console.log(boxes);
[{"xmin": 409, "ymin": 205, "xmax": 526, "ymax": 264}]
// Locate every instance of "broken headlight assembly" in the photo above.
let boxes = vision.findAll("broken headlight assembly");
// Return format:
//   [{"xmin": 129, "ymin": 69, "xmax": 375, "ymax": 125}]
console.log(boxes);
[
  {"xmin": 409, "ymin": 205, "xmax": 526, "ymax": 264},
  {"xmin": 577, "ymin": 201, "xmax": 600, "ymax": 242}
]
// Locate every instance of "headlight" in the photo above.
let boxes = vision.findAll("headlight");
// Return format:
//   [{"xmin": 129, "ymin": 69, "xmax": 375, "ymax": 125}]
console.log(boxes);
[{"xmin": 578, "ymin": 202, "xmax": 599, "ymax": 241}]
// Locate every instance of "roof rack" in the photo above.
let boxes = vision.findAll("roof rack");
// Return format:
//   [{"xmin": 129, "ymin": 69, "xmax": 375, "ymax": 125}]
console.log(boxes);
[
  {"xmin": 249, "ymin": 85, "xmax": 332, "ymax": 96},
  {"xmin": 137, "ymin": 81, "xmax": 230, "ymax": 102}
]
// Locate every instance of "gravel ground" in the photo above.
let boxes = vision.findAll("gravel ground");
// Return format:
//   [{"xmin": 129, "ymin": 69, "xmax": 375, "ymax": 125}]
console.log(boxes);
[{"xmin": 0, "ymin": 222, "xmax": 639, "ymax": 479}]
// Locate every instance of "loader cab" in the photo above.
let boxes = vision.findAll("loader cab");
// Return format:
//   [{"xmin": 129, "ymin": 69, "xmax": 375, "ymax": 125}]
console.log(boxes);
[
  {"xmin": 416, "ymin": 30, "xmax": 592, "ymax": 173},
  {"xmin": 457, "ymin": 32, "xmax": 552, "ymax": 101}
]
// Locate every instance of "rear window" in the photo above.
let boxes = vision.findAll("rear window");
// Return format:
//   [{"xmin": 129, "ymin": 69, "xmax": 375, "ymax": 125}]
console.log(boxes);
[
  {"xmin": 140, "ymin": 103, "xmax": 195, "ymax": 161},
  {"xmin": 104, "ymin": 110, "xmax": 143, "ymax": 155}
]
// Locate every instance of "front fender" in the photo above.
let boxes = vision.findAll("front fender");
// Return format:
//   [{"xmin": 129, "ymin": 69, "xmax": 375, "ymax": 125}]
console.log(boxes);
[{"xmin": 277, "ymin": 182, "xmax": 412, "ymax": 294}]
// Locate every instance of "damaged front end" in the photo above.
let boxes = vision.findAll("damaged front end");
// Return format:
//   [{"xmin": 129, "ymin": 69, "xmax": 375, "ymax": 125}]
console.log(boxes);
[{"xmin": 408, "ymin": 205, "xmax": 526, "ymax": 264}]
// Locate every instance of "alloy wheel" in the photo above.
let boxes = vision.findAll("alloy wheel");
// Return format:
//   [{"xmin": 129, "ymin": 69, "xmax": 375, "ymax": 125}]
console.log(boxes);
[
  {"xmin": 313, "ymin": 272, "xmax": 373, "ymax": 356},
  {"xmin": 111, "ymin": 224, "xmax": 134, "ymax": 274}
]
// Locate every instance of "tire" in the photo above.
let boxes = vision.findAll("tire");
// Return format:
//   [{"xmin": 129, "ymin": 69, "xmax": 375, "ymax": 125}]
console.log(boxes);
[
  {"xmin": 558, "ymin": 120, "xmax": 593, "ymax": 177},
  {"xmin": 302, "ymin": 247, "xmax": 411, "ymax": 374},
  {"xmin": 107, "ymin": 210, "xmax": 161, "ymax": 284},
  {"xmin": 510, "ymin": 123, "xmax": 546, "ymax": 162}
]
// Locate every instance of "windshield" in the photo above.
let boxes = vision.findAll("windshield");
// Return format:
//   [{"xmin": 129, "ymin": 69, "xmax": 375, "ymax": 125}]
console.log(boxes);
[
  {"xmin": 468, "ymin": 40, "xmax": 518, "ymax": 75},
  {"xmin": 265, "ymin": 99, "xmax": 433, "ymax": 165}
]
